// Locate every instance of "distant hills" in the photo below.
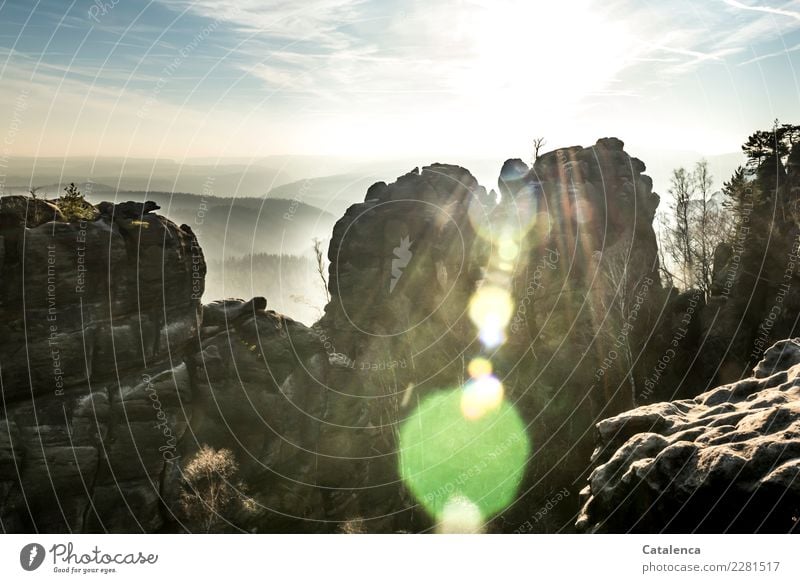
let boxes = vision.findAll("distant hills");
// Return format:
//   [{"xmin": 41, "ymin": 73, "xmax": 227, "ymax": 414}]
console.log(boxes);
[
  {"xmin": 1, "ymin": 183, "xmax": 334, "ymax": 260},
  {"xmin": 265, "ymin": 174, "xmax": 380, "ymax": 217},
  {"xmin": 76, "ymin": 188, "xmax": 338, "ymax": 262},
  {"xmin": 0, "ymin": 156, "xmax": 299, "ymax": 196}
]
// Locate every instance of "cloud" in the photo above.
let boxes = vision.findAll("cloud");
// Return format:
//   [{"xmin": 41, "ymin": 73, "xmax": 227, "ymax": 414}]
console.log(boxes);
[
  {"xmin": 158, "ymin": 0, "xmax": 367, "ymax": 48},
  {"xmin": 5, "ymin": 0, "xmax": 800, "ymax": 158},
  {"xmin": 738, "ymin": 41, "xmax": 800, "ymax": 64},
  {"xmin": 164, "ymin": 0, "xmax": 799, "ymax": 98},
  {"xmin": 723, "ymin": 0, "xmax": 800, "ymax": 21},
  {"xmin": 244, "ymin": 62, "xmax": 313, "ymax": 90}
]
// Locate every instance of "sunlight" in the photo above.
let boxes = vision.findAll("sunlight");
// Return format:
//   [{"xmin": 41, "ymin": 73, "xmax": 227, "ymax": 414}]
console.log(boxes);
[
  {"xmin": 455, "ymin": 1, "xmax": 636, "ymax": 113},
  {"xmin": 467, "ymin": 357, "xmax": 493, "ymax": 379},
  {"xmin": 469, "ymin": 286, "xmax": 514, "ymax": 349},
  {"xmin": 461, "ymin": 375, "xmax": 505, "ymax": 421},
  {"xmin": 438, "ymin": 495, "xmax": 484, "ymax": 534}
]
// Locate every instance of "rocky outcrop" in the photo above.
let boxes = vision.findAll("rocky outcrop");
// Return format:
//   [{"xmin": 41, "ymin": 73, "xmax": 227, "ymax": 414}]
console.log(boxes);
[
  {"xmin": 187, "ymin": 297, "xmax": 408, "ymax": 533},
  {"xmin": 317, "ymin": 164, "xmax": 494, "ymax": 531},
  {"xmin": 577, "ymin": 338, "xmax": 800, "ymax": 533},
  {"xmin": 321, "ymin": 163, "xmax": 491, "ymax": 375},
  {"xmin": 494, "ymin": 139, "xmax": 667, "ymax": 531},
  {"xmin": 4, "ymin": 136, "xmax": 800, "ymax": 534},
  {"xmin": 0, "ymin": 196, "xmax": 406, "ymax": 533},
  {"xmin": 317, "ymin": 140, "xmax": 670, "ymax": 532},
  {"xmin": 0, "ymin": 197, "xmax": 206, "ymax": 532}
]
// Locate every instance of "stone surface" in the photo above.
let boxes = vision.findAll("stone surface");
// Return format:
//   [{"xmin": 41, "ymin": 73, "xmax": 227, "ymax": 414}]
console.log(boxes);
[
  {"xmin": 577, "ymin": 339, "xmax": 800, "ymax": 533},
  {"xmin": 0, "ymin": 196, "xmax": 206, "ymax": 532},
  {"xmin": 493, "ymin": 139, "xmax": 667, "ymax": 531}
]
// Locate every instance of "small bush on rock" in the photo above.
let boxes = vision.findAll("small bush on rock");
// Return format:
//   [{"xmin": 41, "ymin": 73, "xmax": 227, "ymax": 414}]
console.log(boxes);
[
  {"xmin": 180, "ymin": 445, "xmax": 256, "ymax": 533},
  {"xmin": 57, "ymin": 182, "xmax": 96, "ymax": 221}
]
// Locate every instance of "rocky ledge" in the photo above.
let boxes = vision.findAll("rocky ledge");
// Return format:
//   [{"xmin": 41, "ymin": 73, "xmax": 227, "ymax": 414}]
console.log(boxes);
[{"xmin": 577, "ymin": 339, "xmax": 800, "ymax": 533}]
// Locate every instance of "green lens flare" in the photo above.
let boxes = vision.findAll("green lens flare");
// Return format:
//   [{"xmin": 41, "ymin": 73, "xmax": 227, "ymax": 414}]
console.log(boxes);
[{"xmin": 398, "ymin": 389, "xmax": 530, "ymax": 525}]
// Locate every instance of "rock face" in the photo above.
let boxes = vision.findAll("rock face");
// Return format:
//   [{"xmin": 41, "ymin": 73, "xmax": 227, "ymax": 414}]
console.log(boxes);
[
  {"xmin": 0, "ymin": 196, "xmax": 405, "ymax": 533},
  {"xmin": 0, "ymin": 197, "xmax": 206, "ymax": 532},
  {"xmin": 321, "ymin": 163, "xmax": 491, "ymax": 370},
  {"xmin": 577, "ymin": 338, "xmax": 800, "ymax": 533},
  {"xmin": 317, "ymin": 141, "xmax": 669, "ymax": 532},
  {"xmin": 3, "ymin": 137, "xmax": 800, "ymax": 534},
  {"xmin": 494, "ymin": 139, "xmax": 666, "ymax": 530},
  {"xmin": 318, "ymin": 164, "xmax": 493, "ymax": 531}
]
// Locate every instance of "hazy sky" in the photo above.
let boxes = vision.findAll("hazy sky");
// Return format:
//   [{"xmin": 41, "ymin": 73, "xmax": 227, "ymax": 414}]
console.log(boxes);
[{"xmin": 1, "ymin": 0, "xmax": 799, "ymax": 163}]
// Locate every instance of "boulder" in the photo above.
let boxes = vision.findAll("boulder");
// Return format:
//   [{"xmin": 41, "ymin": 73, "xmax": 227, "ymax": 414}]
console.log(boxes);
[{"xmin": 577, "ymin": 339, "xmax": 800, "ymax": 533}]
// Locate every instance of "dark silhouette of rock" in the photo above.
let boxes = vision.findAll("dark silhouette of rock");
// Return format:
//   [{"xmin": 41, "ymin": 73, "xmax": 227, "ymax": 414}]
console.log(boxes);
[
  {"xmin": 96, "ymin": 200, "xmax": 160, "ymax": 218},
  {"xmin": 202, "ymin": 297, "xmax": 268, "ymax": 326},
  {"xmin": 321, "ymin": 163, "xmax": 489, "ymax": 373},
  {"xmin": 493, "ymin": 138, "xmax": 666, "ymax": 531},
  {"xmin": 3, "ymin": 135, "xmax": 800, "ymax": 534},
  {"xmin": 0, "ymin": 196, "xmax": 389, "ymax": 533},
  {"xmin": 498, "ymin": 158, "xmax": 530, "ymax": 200},
  {"xmin": 576, "ymin": 338, "xmax": 800, "ymax": 533},
  {"xmin": 0, "ymin": 197, "xmax": 206, "ymax": 532}
]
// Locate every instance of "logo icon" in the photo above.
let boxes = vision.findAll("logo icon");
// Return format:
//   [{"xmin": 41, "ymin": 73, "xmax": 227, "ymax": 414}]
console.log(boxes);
[
  {"xmin": 390, "ymin": 236, "xmax": 413, "ymax": 293},
  {"xmin": 20, "ymin": 543, "xmax": 46, "ymax": 571}
]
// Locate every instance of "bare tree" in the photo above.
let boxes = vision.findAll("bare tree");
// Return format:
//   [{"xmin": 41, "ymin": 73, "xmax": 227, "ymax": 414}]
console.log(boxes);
[
  {"xmin": 669, "ymin": 167, "xmax": 695, "ymax": 287},
  {"xmin": 661, "ymin": 161, "xmax": 733, "ymax": 299},
  {"xmin": 690, "ymin": 160, "xmax": 732, "ymax": 300},
  {"xmin": 655, "ymin": 214, "xmax": 676, "ymax": 289},
  {"xmin": 592, "ymin": 249, "xmax": 647, "ymax": 408},
  {"xmin": 180, "ymin": 445, "xmax": 255, "ymax": 533},
  {"xmin": 692, "ymin": 160, "xmax": 713, "ymax": 299},
  {"xmin": 532, "ymin": 137, "xmax": 547, "ymax": 163},
  {"xmin": 313, "ymin": 237, "xmax": 330, "ymax": 303}
]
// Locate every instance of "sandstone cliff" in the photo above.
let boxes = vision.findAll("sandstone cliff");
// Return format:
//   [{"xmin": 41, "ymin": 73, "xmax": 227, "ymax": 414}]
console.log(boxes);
[{"xmin": 2, "ymin": 137, "xmax": 799, "ymax": 533}]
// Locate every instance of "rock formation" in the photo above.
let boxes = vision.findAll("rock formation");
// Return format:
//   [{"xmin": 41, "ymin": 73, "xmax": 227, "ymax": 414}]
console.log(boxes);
[
  {"xmin": 0, "ymin": 195, "xmax": 416, "ymax": 533},
  {"xmin": 490, "ymin": 139, "xmax": 667, "ymax": 531},
  {"xmin": 2, "ymin": 136, "xmax": 799, "ymax": 534},
  {"xmin": 0, "ymin": 140, "xmax": 677, "ymax": 533},
  {"xmin": 320, "ymin": 163, "xmax": 491, "ymax": 378},
  {"xmin": 0, "ymin": 197, "xmax": 205, "ymax": 532},
  {"xmin": 577, "ymin": 338, "xmax": 800, "ymax": 533}
]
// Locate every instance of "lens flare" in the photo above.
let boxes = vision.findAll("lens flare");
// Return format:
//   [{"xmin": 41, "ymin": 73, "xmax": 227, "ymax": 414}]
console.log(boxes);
[
  {"xmin": 479, "ymin": 326, "xmax": 505, "ymax": 348},
  {"xmin": 569, "ymin": 184, "xmax": 594, "ymax": 226},
  {"xmin": 466, "ymin": 195, "xmax": 495, "ymax": 243},
  {"xmin": 461, "ymin": 375, "xmax": 504, "ymax": 420},
  {"xmin": 469, "ymin": 286, "xmax": 513, "ymax": 348},
  {"xmin": 398, "ymin": 389, "xmax": 530, "ymax": 524},
  {"xmin": 467, "ymin": 357, "xmax": 492, "ymax": 379},
  {"xmin": 438, "ymin": 494, "xmax": 484, "ymax": 534},
  {"xmin": 498, "ymin": 236, "xmax": 519, "ymax": 262},
  {"xmin": 502, "ymin": 182, "xmax": 542, "ymax": 242}
]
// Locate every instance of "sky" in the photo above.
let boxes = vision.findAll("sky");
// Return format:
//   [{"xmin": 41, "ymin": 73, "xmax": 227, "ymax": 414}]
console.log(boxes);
[{"xmin": 1, "ymin": 0, "xmax": 799, "ymax": 173}]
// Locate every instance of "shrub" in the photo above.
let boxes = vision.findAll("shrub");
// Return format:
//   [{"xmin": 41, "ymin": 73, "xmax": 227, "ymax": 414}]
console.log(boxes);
[
  {"xmin": 180, "ymin": 445, "xmax": 256, "ymax": 533},
  {"xmin": 56, "ymin": 182, "xmax": 96, "ymax": 221}
]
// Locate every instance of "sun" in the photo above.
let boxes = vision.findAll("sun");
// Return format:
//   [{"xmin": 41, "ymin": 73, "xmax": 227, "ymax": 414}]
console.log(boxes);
[{"xmin": 454, "ymin": 1, "xmax": 637, "ymax": 113}]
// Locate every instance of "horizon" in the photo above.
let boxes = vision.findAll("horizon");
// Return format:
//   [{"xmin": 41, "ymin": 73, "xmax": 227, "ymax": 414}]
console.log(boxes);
[{"xmin": 0, "ymin": 147, "xmax": 749, "ymax": 200}]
